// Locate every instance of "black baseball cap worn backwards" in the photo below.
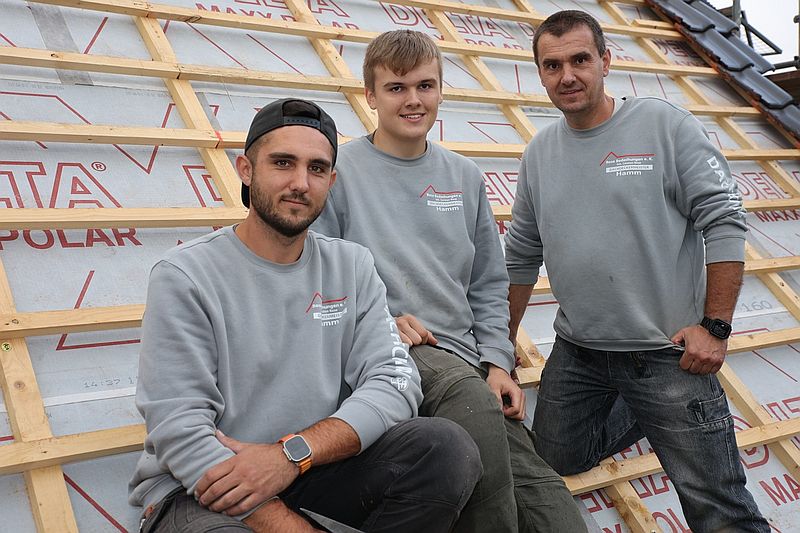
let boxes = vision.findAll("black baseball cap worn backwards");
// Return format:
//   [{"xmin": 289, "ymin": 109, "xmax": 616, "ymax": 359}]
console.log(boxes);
[{"xmin": 241, "ymin": 98, "xmax": 338, "ymax": 207}]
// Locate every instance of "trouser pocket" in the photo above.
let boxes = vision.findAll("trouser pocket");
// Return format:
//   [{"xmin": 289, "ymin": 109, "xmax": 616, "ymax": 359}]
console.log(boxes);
[
  {"xmin": 687, "ymin": 387, "xmax": 732, "ymax": 428},
  {"xmin": 140, "ymin": 488, "xmax": 183, "ymax": 533}
]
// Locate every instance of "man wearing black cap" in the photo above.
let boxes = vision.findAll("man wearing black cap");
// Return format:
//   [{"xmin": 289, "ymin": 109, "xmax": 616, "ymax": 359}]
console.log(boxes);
[{"xmin": 129, "ymin": 98, "xmax": 481, "ymax": 533}]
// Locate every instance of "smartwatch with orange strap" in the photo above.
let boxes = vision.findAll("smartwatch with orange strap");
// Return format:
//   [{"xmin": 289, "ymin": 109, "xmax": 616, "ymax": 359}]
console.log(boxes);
[{"xmin": 278, "ymin": 434, "xmax": 312, "ymax": 474}]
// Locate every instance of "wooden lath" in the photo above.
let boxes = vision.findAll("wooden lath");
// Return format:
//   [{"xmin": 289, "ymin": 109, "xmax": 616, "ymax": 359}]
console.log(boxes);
[
  {"xmin": 0, "ymin": 425, "xmax": 146, "ymax": 476},
  {"xmin": 0, "ymin": 415, "xmax": 795, "ymax": 496},
  {"xmin": 134, "ymin": 16, "xmax": 242, "ymax": 206},
  {"xmin": 0, "ymin": 261, "xmax": 78, "ymax": 531},
  {"xmin": 1, "ymin": 0, "xmax": 799, "ymax": 531},
  {"xmin": 6, "ymin": 304, "xmax": 799, "ymax": 358},
  {"xmin": 281, "ymin": 0, "xmax": 378, "ymax": 131},
  {"xmin": 0, "ymin": 39, "xmax": 720, "ymax": 82},
  {"xmin": 424, "ymin": 8, "xmax": 537, "ymax": 142},
  {"xmin": 28, "ymin": 0, "xmax": 680, "ymax": 41},
  {"xmin": 0, "ymin": 41, "xmax": 557, "ymax": 110},
  {"xmin": 718, "ymin": 364, "xmax": 800, "ymax": 482},
  {"xmin": 598, "ymin": 457, "xmax": 662, "ymax": 533},
  {"xmin": 2, "ymin": 305, "xmax": 146, "ymax": 339},
  {"xmin": 3, "ymin": 120, "xmax": 798, "ymax": 160},
  {"xmin": 0, "ymin": 207, "xmax": 248, "ymax": 230},
  {"xmin": 6, "ymin": 254, "xmax": 800, "ymax": 340},
  {"xmin": 25, "ymin": 0, "xmax": 724, "ymax": 77}
]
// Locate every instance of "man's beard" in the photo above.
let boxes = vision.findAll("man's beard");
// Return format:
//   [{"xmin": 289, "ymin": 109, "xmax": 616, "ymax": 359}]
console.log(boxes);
[{"xmin": 250, "ymin": 184, "xmax": 323, "ymax": 238}]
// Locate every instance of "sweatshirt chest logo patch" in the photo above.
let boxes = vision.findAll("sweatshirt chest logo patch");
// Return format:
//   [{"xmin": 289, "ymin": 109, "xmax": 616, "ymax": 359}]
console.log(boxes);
[
  {"xmin": 600, "ymin": 151, "xmax": 655, "ymax": 176},
  {"xmin": 306, "ymin": 292, "xmax": 348, "ymax": 327},
  {"xmin": 419, "ymin": 184, "xmax": 463, "ymax": 212}
]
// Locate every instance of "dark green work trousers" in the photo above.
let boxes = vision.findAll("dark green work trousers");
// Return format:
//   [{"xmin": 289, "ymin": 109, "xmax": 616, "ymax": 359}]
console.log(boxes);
[{"xmin": 411, "ymin": 345, "xmax": 587, "ymax": 533}]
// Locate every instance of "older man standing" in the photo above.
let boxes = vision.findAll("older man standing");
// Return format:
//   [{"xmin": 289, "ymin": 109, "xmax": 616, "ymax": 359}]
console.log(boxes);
[{"xmin": 505, "ymin": 10, "xmax": 769, "ymax": 532}]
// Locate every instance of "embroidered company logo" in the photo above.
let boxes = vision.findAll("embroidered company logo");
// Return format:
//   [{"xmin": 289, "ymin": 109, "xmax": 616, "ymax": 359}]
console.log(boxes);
[
  {"xmin": 305, "ymin": 292, "xmax": 348, "ymax": 327},
  {"xmin": 419, "ymin": 184, "xmax": 463, "ymax": 212},
  {"xmin": 600, "ymin": 151, "xmax": 655, "ymax": 177}
]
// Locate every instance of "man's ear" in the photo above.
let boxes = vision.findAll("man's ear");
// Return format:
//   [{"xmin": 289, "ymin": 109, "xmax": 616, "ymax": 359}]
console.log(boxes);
[
  {"xmin": 328, "ymin": 168, "xmax": 337, "ymax": 190},
  {"xmin": 365, "ymin": 86, "xmax": 377, "ymax": 110},
  {"xmin": 235, "ymin": 154, "xmax": 253, "ymax": 186},
  {"xmin": 602, "ymin": 48, "xmax": 611, "ymax": 77}
]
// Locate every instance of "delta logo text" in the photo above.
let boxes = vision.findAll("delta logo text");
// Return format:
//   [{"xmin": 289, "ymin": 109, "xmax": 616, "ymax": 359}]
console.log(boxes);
[
  {"xmin": 419, "ymin": 184, "xmax": 463, "ymax": 212},
  {"xmin": 383, "ymin": 306, "xmax": 413, "ymax": 392},
  {"xmin": 305, "ymin": 292, "xmax": 348, "ymax": 327},
  {"xmin": 600, "ymin": 151, "xmax": 655, "ymax": 177}
]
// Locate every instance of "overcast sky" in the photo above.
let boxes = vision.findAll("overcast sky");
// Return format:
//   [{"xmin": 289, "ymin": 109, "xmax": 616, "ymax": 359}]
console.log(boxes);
[{"xmin": 708, "ymin": 0, "xmax": 798, "ymax": 70}]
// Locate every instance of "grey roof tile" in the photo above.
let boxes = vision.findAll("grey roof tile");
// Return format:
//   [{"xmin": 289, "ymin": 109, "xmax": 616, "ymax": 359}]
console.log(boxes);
[
  {"xmin": 730, "ymin": 67, "xmax": 794, "ymax": 108},
  {"xmin": 690, "ymin": 29, "xmax": 774, "ymax": 73},
  {"xmin": 765, "ymin": 105, "xmax": 800, "ymax": 139},
  {"xmin": 649, "ymin": 0, "xmax": 798, "ymax": 142},
  {"xmin": 656, "ymin": 0, "xmax": 714, "ymax": 32},
  {"xmin": 687, "ymin": 0, "xmax": 739, "ymax": 35}
]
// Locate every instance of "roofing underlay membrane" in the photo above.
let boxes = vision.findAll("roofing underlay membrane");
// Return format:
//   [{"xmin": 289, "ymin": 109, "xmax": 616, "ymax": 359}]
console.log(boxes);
[{"xmin": 0, "ymin": 0, "xmax": 799, "ymax": 531}]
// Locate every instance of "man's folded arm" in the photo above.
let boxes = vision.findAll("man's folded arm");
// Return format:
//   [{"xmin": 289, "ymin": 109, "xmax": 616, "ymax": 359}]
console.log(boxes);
[
  {"xmin": 136, "ymin": 261, "xmax": 234, "ymax": 493},
  {"xmin": 334, "ymin": 250, "xmax": 423, "ymax": 452}
]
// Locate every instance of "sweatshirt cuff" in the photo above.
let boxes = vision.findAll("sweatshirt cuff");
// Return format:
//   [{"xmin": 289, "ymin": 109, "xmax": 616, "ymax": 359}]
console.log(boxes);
[
  {"xmin": 479, "ymin": 346, "xmax": 515, "ymax": 374},
  {"xmin": 507, "ymin": 266, "xmax": 540, "ymax": 286},
  {"xmin": 705, "ymin": 234, "xmax": 746, "ymax": 264},
  {"xmin": 332, "ymin": 399, "xmax": 387, "ymax": 452}
]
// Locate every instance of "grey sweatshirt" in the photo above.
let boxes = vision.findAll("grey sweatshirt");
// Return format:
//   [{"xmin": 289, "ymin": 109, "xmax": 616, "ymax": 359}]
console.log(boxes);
[
  {"xmin": 505, "ymin": 97, "xmax": 747, "ymax": 351},
  {"xmin": 129, "ymin": 226, "xmax": 421, "ymax": 513},
  {"xmin": 312, "ymin": 136, "xmax": 515, "ymax": 373}
]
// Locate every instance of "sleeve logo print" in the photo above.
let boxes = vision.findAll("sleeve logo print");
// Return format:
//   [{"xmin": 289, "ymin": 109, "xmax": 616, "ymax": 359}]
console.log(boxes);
[
  {"xmin": 305, "ymin": 292, "xmax": 348, "ymax": 327},
  {"xmin": 383, "ymin": 306, "xmax": 414, "ymax": 391},
  {"xmin": 707, "ymin": 155, "xmax": 745, "ymax": 214},
  {"xmin": 600, "ymin": 151, "xmax": 656, "ymax": 177},
  {"xmin": 419, "ymin": 184, "xmax": 463, "ymax": 212}
]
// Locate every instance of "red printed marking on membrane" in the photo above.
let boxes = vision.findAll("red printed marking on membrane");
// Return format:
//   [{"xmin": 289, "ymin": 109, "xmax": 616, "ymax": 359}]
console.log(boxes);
[
  {"xmin": 64, "ymin": 475, "xmax": 127, "ymax": 532},
  {"xmin": 82, "ymin": 17, "xmax": 109, "ymax": 55},
  {"xmin": 56, "ymin": 270, "xmax": 141, "ymax": 351}
]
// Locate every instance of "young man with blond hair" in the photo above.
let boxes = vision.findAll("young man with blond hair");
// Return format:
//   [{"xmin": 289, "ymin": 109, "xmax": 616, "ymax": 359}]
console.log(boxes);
[{"xmin": 312, "ymin": 30, "xmax": 585, "ymax": 533}]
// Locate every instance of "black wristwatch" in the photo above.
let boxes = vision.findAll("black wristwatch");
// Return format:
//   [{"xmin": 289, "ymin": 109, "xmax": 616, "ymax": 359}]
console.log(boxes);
[{"xmin": 700, "ymin": 316, "xmax": 732, "ymax": 340}]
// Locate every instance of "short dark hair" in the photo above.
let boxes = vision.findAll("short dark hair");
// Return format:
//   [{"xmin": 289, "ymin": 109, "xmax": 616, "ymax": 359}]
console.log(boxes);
[{"xmin": 531, "ymin": 10, "xmax": 606, "ymax": 66}]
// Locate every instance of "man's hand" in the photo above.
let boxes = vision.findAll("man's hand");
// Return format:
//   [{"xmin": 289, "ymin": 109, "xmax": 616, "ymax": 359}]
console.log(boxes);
[
  {"xmin": 395, "ymin": 314, "xmax": 438, "ymax": 346},
  {"xmin": 195, "ymin": 432, "xmax": 298, "ymax": 516},
  {"xmin": 243, "ymin": 498, "xmax": 323, "ymax": 533},
  {"xmin": 671, "ymin": 325, "xmax": 727, "ymax": 375},
  {"xmin": 485, "ymin": 364, "xmax": 526, "ymax": 420}
]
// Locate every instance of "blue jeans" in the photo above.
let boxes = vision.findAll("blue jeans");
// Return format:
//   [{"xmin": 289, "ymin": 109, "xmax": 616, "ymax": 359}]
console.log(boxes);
[{"xmin": 533, "ymin": 336, "xmax": 769, "ymax": 533}]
